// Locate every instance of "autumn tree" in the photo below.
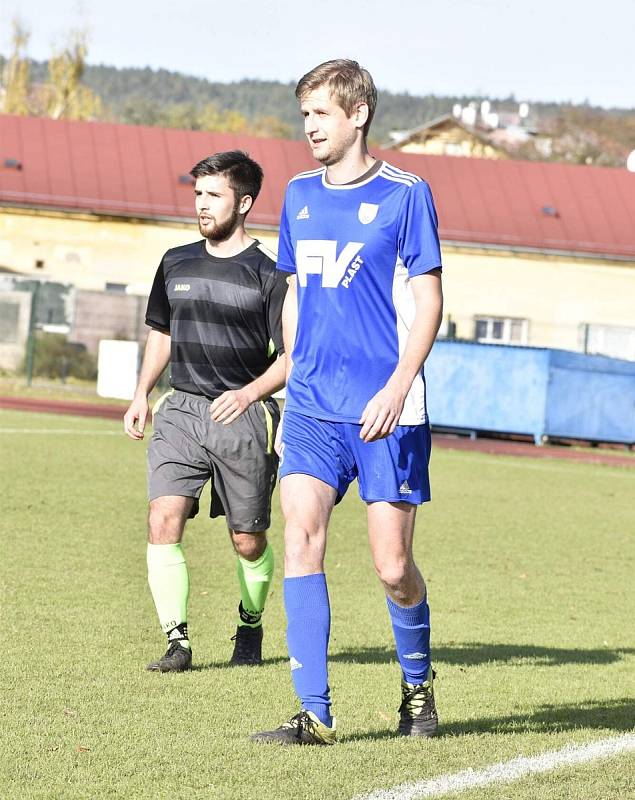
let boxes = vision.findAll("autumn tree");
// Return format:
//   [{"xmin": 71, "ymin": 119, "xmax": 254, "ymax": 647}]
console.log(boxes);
[
  {"xmin": 0, "ymin": 19, "xmax": 31, "ymax": 115},
  {"xmin": 515, "ymin": 106, "xmax": 635, "ymax": 168},
  {"xmin": 44, "ymin": 30, "xmax": 102, "ymax": 120},
  {"xmin": 198, "ymin": 103, "xmax": 249, "ymax": 134}
]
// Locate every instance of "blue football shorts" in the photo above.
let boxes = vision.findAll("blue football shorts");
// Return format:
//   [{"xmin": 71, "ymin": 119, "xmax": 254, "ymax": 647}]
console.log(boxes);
[{"xmin": 279, "ymin": 410, "xmax": 431, "ymax": 504}]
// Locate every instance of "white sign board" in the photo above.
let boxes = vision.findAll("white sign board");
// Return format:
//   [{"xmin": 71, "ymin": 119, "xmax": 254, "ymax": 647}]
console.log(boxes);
[{"xmin": 97, "ymin": 340, "xmax": 140, "ymax": 400}]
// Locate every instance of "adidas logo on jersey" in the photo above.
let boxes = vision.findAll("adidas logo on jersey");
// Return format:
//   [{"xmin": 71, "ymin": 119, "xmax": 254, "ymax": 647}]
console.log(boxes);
[
  {"xmin": 399, "ymin": 481, "xmax": 412, "ymax": 495},
  {"xmin": 296, "ymin": 205, "xmax": 310, "ymax": 220},
  {"xmin": 174, "ymin": 283, "xmax": 190, "ymax": 292}
]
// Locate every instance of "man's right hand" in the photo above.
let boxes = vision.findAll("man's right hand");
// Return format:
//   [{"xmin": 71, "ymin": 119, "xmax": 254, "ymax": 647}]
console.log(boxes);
[{"xmin": 123, "ymin": 395, "xmax": 149, "ymax": 440}]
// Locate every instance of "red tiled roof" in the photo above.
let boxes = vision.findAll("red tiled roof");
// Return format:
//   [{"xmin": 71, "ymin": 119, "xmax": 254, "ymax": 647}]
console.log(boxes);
[{"xmin": 1, "ymin": 113, "xmax": 634, "ymax": 258}]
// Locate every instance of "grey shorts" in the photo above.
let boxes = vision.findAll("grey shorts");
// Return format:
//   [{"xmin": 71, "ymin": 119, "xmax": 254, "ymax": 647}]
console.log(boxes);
[{"xmin": 147, "ymin": 390, "xmax": 280, "ymax": 533}]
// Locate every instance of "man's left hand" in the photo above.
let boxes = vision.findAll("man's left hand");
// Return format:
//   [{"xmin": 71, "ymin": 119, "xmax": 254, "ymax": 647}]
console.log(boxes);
[
  {"xmin": 209, "ymin": 388, "xmax": 253, "ymax": 424},
  {"xmin": 359, "ymin": 384, "xmax": 406, "ymax": 442}
]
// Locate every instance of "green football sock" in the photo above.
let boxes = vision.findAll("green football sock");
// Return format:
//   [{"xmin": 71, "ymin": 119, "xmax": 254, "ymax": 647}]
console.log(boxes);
[
  {"xmin": 147, "ymin": 543, "xmax": 191, "ymax": 649},
  {"xmin": 236, "ymin": 542, "xmax": 274, "ymax": 628}
]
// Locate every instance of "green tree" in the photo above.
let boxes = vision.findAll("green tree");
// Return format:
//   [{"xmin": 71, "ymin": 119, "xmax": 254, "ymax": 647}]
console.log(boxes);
[
  {"xmin": 250, "ymin": 115, "xmax": 293, "ymax": 139},
  {"xmin": 161, "ymin": 102, "xmax": 200, "ymax": 129}
]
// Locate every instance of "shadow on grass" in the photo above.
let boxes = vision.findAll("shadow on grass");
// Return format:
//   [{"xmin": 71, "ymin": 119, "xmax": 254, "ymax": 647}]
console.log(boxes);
[
  {"xmin": 345, "ymin": 698, "xmax": 635, "ymax": 742},
  {"xmin": 191, "ymin": 655, "xmax": 289, "ymax": 671},
  {"xmin": 330, "ymin": 642, "xmax": 635, "ymax": 667},
  {"xmin": 191, "ymin": 641, "xmax": 634, "ymax": 671},
  {"xmin": 444, "ymin": 698, "xmax": 635, "ymax": 736}
]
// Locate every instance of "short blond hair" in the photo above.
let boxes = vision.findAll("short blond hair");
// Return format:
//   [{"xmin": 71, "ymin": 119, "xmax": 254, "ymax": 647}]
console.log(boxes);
[{"xmin": 295, "ymin": 59, "xmax": 377, "ymax": 138}]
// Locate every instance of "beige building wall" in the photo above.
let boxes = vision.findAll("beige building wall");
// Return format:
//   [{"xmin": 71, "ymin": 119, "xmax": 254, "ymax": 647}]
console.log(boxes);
[
  {"xmin": 2, "ymin": 206, "xmax": 634, "ymax": 357},
  {"xmin": 399, "ymin": 138, "xmax": 504, "ymax": 159},
  {"xmin": 394, "ymin": 124, "xmax": 507, "ymax": 159},
  {"xmin": 0, "ymin": 208, "xmax": 279, "ymax": 293},
  {"xmin": 442, "ymin": 247, "xmax": 635, "ymax": 351}
]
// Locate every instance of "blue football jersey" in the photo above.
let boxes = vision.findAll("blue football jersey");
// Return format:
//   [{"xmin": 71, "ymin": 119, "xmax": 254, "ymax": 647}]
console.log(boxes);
[{"xmin": 277, "ymin": 161, "xmax": 442, "ymax": 424}]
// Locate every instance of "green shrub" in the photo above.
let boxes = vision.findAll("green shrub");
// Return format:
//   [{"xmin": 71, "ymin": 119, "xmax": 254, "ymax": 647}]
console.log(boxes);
[{"xmin": 24, "ymin": 332, "xmax": 97, "ymax": 380}]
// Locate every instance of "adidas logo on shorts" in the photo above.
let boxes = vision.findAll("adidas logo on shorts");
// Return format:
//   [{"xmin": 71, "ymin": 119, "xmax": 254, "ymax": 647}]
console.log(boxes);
[{"xmin": 399, "ymin": 481, "xmax": 412, "ymax": 495}]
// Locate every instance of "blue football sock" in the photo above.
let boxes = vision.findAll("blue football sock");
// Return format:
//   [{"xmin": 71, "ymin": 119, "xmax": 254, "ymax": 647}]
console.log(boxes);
[
  {"xmin": 284, "ymin": 573, "xmax": 332, "ymax": 727},
  {"xmin": 387, "ymin": 595, "xmax": 431, "ymax": 684}
]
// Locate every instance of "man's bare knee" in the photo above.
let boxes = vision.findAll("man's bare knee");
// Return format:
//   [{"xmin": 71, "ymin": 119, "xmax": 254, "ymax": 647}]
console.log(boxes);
[
  {"xmin": 230, "ymin": 530, "xmax": 267, "ymax": 560},
  {"xmin": 280, "ymin": 474, "xmax": 335, "ymax": 576},
  {"xmin": 284, "ymin": 521, "xmax": 327, "ymax": 574},
  {"xmin": 375, "ymin": 557, "xmax": 410, "ymax": 592},
  {"xmin": 375, "ymin": 558, "xmax": 425, "ymax": 605},
  {"xmin": 147, "ymin": 497, "xmax": 192, "ymax": 544}
]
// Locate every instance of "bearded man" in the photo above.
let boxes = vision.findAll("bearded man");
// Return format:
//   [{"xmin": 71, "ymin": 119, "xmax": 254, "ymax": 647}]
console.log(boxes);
[{"xmin": 124, "ymin": 151, "xmax": 286, "ymax": 672}]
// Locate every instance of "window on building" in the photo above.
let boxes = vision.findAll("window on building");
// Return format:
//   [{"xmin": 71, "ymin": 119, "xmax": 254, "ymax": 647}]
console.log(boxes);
[
  {"xmin": 581, "ymin": 323, "xmax": 635, "ymax": 361},
  {"xmin": 474, "ymin": 316, "xmax": 528, "ymax": 345},
  {"xmin": 105, "ymin": 283, "xmax": 128, "ymax": 293}
]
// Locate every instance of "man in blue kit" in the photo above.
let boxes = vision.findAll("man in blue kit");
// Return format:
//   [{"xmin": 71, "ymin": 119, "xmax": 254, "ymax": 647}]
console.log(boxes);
[{"xmin": 252, "ymin": 60, "xmax": 444, "ymax": 745}]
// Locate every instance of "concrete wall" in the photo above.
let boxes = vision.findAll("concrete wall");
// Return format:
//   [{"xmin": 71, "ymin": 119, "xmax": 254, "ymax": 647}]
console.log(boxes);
[
  {"xmin": 71, "ymin": 290, "xmax": 148, "ymax": 354},
  {"xmin": 0, "ymin": 290, "xmax": 31, "ymax": 370}
]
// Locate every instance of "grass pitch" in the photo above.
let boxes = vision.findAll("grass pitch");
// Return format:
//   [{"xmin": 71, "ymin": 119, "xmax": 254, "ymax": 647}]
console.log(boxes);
[{"xmin": 1, "ymin": 408, "xmax": 633, "ymax": 800}]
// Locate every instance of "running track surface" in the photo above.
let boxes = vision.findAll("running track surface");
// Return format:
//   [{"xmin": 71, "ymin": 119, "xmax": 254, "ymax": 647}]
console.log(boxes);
[{"xmin": 1, "ymin": 395, "xmax": 633, "ymax": 469}]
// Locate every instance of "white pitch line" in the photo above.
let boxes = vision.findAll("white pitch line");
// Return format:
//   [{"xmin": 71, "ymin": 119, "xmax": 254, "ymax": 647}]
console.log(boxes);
[
  {"xmin": 353, "ymin": 734, "xmax": 635, "ymax": 800},
  {"xmin": 0, "ymin": 428, "xmax": 120, "ymax": 436}
]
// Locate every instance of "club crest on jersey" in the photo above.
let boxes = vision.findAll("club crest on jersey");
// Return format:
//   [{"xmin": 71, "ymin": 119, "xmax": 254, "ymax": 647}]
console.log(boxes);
[{"xmin": 358, "ymin": 202, "xmax": 379, "ymax": 224}]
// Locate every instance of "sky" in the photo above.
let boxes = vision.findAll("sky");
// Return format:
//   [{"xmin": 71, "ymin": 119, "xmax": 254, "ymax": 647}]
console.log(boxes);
[{"xmin": 1, "ymin": 0, "xmax": 634, "ymax": 109}]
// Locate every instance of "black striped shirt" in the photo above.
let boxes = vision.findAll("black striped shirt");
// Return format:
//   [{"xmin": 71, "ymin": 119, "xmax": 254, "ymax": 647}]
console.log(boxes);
[{"xmin": 145, "ymin": 239, "xmax": 286, "ymax": 399}]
